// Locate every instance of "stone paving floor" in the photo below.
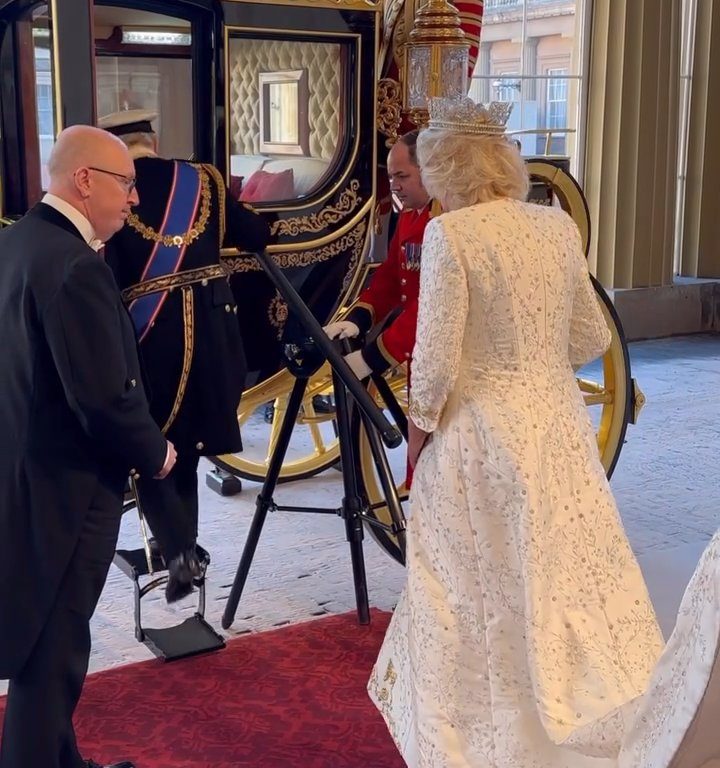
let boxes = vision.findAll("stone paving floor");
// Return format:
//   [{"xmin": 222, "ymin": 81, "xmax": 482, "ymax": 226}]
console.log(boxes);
[{"xmin": 2, "ymin": 333, "xmax": 719, "ymax": 694}]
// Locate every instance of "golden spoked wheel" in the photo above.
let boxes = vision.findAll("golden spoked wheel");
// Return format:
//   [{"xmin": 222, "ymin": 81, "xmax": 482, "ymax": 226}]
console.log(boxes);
[
  {"xmin": 354, "ymin": 370, "xmax": 409, "ymax": 564},
  {"xmin": 579, "ymin": 275, "xmax": 633, "ymax": 477},
  {"xmin": 210, "ymin": 265, "xmax": 382, "ymax": 484},
  {"xmin": 211, "ymin": 365, "xmax": 341, "ymax": 483}
]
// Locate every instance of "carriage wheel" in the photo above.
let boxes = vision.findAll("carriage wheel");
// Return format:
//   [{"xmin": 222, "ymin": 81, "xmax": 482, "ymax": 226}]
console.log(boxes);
[
  {"xmin": 211, "ymin": 365, "xmax": 341, "ymax": 483},
  {"xmin": 580, "ymin": 275, "xmax": 633, "ymax": 478},
  {"xmin": 353, "ymin": 370, "xmax": 409, "ymax": 564}
]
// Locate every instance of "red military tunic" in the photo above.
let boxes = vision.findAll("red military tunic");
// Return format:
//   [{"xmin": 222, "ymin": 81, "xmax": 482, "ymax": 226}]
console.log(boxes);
[{"xmin": 346, "ymin": 204, "xmax": 432, "ymax": 374}]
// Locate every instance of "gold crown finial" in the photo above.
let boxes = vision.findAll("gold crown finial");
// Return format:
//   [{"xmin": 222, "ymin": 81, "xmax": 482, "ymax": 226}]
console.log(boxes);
[
  {"xmin": 408, "ymin": 0, "xmax": 467, "ymax": 45},
  {"xmin": 427, "ymin": 97, "xmax": 513, "ymax": 136}
]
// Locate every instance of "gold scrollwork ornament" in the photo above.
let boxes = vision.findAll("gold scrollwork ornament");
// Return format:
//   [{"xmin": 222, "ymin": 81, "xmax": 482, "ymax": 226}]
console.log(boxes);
[
  {"xmin": 377, "ymin": 78, "xmax": 403, "ymax": 148},
  {"xmin": 268, "ymin": 291, "xmax": 289, "ymax": 340},
  {"xmin": 271, "ymin": 180, "xmax": 362, "ymax": 237},
  {"xmin": 223, "ymin": 219, "xmax": 368, "ymax": 274}
]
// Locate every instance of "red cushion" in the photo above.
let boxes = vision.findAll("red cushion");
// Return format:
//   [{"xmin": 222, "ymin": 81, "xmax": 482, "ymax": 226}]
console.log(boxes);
[
  {"xmin": 229, "ymin": 175, "xmax": 244, "ymax": 199},
  {"xmin": 240, "ymin": 169, "xmax": 294, "ymax": 202}
]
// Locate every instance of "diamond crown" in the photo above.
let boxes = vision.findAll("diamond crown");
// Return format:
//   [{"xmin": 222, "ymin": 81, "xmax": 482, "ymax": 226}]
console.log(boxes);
[{"xmin": 427, "ymin": 97, "xmax": 513, "ymax": 136}]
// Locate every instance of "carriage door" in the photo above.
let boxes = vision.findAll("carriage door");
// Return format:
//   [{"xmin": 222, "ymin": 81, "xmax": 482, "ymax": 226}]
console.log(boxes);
[
  {"xmin": 0, "ymin": 0, "xmax": 72, "ymax": 216},
  {"xmin": 219, "ymin": 0, "xmax": 379, "ymax": 383},
  {"xmin": 92, "ymin": 1, "xmax": 215, "ymax": 162}
]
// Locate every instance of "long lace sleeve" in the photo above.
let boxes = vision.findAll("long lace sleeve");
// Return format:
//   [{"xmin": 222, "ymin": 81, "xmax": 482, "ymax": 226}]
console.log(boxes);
[
  {"xmin": 409, "ymin": 217, "xmax": 469, "ymax": 433},
  {"xmin": 568, "ymin": 234, "xmax": 611, "ymax": 368}
]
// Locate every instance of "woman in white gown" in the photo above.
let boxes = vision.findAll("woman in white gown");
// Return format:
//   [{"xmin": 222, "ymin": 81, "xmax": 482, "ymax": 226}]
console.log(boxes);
[{"xmin": 368, "ymin": 97, "xmax": 720, "ymax": 768}]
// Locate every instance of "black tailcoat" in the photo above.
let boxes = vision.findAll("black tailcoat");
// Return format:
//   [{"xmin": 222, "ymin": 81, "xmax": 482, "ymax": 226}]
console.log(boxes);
[{"xmin": 0, "ymin": 204, "xmax": 167, "ymax": 678}]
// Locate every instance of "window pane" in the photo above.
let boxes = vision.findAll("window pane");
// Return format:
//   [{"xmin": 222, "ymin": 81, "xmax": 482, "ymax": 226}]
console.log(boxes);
[
  {"xmin": 482, "ymin": 0, "xmax": 583, "ymax": 76},
  {"xmin": 493, "ymin": 73, "xmax": 521, "ymax": 102},
  {"xmin": 471, "ymin": 0, "xmax": 587, "ymax": 175},
  {"xmin": 674, "ymin": 0, "xmax": 698, "ymax": 274},
  {"xmin": 31, "ymin": 6, "xmax": 57, "ymax": 191},
  {"xmin": 95, "ymin": 57, "xmax": 193, "ymax": 161},
  {"xmin": 227, "ymin": 35, "xmax": 347, "ymax": 203}
]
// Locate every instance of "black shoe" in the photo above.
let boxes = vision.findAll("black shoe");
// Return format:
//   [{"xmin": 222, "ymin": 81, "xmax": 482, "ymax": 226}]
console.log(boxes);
[
  {"xmin": 193, "ymin": 544, "xmax": 211, "ymax": 586},
  {"xmin": 263, "ymin": 403, "xmax": 274, "ymax": 423},
  {"xmin": 311, "ymin": 394, "xmax": 336, "ymax": 414},
  {"xmin": 195, "ymin": 543, "xmax": 211, "ymax": 568},
  {"xmin": 165, "ymin": 548, "xmax": 204, "ymax": 603},
  {"xmin": 86, "ymin": 760, "xmax": 135, "ymax": 768},
  {"xmin": 148, "ymin": 536, "xmax": 166, "ymax": 569}
]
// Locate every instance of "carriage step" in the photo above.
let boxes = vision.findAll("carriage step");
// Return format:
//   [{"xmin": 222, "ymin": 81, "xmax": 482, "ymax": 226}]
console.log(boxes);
[
  {"xmin": 114, "ymin": 546, "xmax": 165, "ymax": 578},
  {"xmin": 141, "ymin": 615, "xmax": 225, "ymax": 662},
  {"xmin": 113, "ymin": 547, "xmax": 225, "ymax": 661}
]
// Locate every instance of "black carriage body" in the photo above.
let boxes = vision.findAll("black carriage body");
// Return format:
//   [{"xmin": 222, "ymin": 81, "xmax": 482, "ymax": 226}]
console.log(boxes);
[
  {"xmin": 0, "ymin": 0, "xmax": 380, "ymax": 386},
  {"xmin": 218, "ymin": 2, "xmax": 378, "ymax": 385}
]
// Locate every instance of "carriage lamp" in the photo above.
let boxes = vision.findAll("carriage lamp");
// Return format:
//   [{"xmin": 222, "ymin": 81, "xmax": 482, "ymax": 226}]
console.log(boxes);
[{"xmin": 402, "ymin": 0, "xmax": 470, "ymax": 127}]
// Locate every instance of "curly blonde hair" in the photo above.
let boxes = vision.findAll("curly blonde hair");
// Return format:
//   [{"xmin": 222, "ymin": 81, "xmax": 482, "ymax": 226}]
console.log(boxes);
[{"xmin": 416, "ymin": 129, "xmax": 529, "ymax": 210}]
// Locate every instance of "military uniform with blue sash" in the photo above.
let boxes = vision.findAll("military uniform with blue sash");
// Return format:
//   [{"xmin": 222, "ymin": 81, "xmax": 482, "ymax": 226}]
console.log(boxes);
[{"xmin": 102, "ymin": 112, "xmax": 270, "ymax": 600}]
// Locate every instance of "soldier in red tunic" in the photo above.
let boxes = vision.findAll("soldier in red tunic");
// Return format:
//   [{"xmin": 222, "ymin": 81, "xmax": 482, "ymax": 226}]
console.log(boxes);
[
  {"xmin": 324, "ymin": 130, "xmax": 431, "ymax": 379},
  {"xmin": 324, "ymin": 131, "xmax": 431, "ymax": 485}
]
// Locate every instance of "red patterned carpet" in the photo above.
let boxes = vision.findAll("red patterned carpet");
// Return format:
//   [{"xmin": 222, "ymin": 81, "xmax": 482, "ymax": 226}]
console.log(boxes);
[{"xmin": 0, "ymin": 610, "xmax": 404, "ymax": 768}]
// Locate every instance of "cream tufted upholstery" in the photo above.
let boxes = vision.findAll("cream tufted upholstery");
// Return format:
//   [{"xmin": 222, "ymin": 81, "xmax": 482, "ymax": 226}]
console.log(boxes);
[{"xmin": 229, "ymin": 38, "xmax": 342, "ymax": 160}]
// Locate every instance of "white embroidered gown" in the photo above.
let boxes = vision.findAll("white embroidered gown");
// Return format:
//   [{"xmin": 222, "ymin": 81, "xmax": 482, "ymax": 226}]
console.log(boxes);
[{"xmin": 367, "ymin": 198, "xmax": 704, "ymax": 767}]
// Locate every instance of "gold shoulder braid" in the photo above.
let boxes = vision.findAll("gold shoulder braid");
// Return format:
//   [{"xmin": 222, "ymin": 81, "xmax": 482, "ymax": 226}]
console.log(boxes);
[
  {"xmin": 126, "ymin": 163, "xmax": 211, "ymax": 247},
  {"xmin": 202, "ymin": 163, "xmax": 226, "ymax": 245}
]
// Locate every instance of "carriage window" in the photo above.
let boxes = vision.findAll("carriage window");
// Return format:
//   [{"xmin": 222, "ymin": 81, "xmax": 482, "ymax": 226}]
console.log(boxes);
[
  {"xmin": 25, "ymin": 5, "xmax": 58, "ymax": 194},
  {"xmin": 95, "ymin": 56, "xmax": 193, "ymax": 159},
  {"xmin": 94, "ymin": 6, "xmax": 193, "ymax": 160},
  {"xmin": 227, "ymin": 36, "xmax": 346, "ymax": 204},
  {"xmin": 32, "ymin": 10, "xmax": 57, "ymax": 190},
  {"xmin": 259, "ymin": 69, "xmax": 310, "ymax": 155}
]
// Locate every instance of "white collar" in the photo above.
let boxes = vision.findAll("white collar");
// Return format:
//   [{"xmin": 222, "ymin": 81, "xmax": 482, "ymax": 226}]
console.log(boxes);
[{"xmin": 41, "ymin": 193, "xmax": 103, "ymax": 252}]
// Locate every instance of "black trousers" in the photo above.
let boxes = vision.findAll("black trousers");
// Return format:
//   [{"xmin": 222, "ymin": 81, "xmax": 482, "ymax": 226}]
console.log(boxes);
[
  {"xmin": 134, "ymin": 451, "xmax": 199, "ymax": 563},
  {"xmin": 0, "ymin": 481, "xmax": 123, "ymax": 768}
]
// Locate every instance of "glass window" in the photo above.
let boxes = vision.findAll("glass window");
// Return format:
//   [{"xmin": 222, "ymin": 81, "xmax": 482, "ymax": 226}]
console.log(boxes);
[
  {"xmin": 226, "ymin": 34, "xmax": 348, "ymax": 204},
  {"xmin": 470, "ymin": 0, "xmax": 589, "ymax": 175},
  {"xmin": 36, "ymin": 83, "xmax": 54, "ymax": 137},
  {"xmin": 93, "ymin": 6, "xmax": 194, "ymax": 160},
  {"xmin": 546, "ymin": 68, "xmax": 568, "ymax": 128},
  {"xmin": 95, "ymin": 56, "xmax": 193, "ymax": 160},
  {"xmin": 493, "ymin": 72, "xmax": 520, "ymax": 102},
  {"xmin": 31, "ymin": 7, "xmax": 57, "ymax": 191}
]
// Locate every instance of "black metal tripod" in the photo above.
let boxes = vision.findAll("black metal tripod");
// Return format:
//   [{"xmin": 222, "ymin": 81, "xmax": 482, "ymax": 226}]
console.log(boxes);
[{"xmin": 221, "ymin": 253, "xmax": 407, "ymax": 630}]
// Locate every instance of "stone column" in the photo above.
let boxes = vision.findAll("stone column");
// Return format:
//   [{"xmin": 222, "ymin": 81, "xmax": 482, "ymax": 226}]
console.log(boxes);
[
  {"xmin": 476, "ymin": 41, "xmax": 492, "ymax": 102},
  {"xmin": 523, "ymin": 36, "xmax": 538, "ymax": 101}
]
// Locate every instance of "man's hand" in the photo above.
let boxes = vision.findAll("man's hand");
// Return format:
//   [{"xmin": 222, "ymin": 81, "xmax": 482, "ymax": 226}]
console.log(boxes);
[
  {"xmin": 154, "ymin": 440, "xmax": 177, "ymax": 479},
  {"xmin": 323, "ymin": 320, "xmax": 360, "ymax": 340},
  {"xmin": 408, "ymin": 420, "xmax": 431, "ymax": 469},
  {"xmin": 344, "ymin": 349, "xmax": 372, "ymax": 380}
]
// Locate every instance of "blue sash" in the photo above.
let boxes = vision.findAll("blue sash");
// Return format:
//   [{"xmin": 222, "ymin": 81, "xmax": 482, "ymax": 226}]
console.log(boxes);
[{"xmin": 129, "ymin": 162, "xmax": 202, "ymax": 342}]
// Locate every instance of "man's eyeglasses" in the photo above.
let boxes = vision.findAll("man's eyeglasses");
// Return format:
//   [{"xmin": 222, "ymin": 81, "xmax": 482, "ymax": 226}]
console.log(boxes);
[{"xmin": 87, "ymin": 167, "xmax": 137, "ymax": 192}]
